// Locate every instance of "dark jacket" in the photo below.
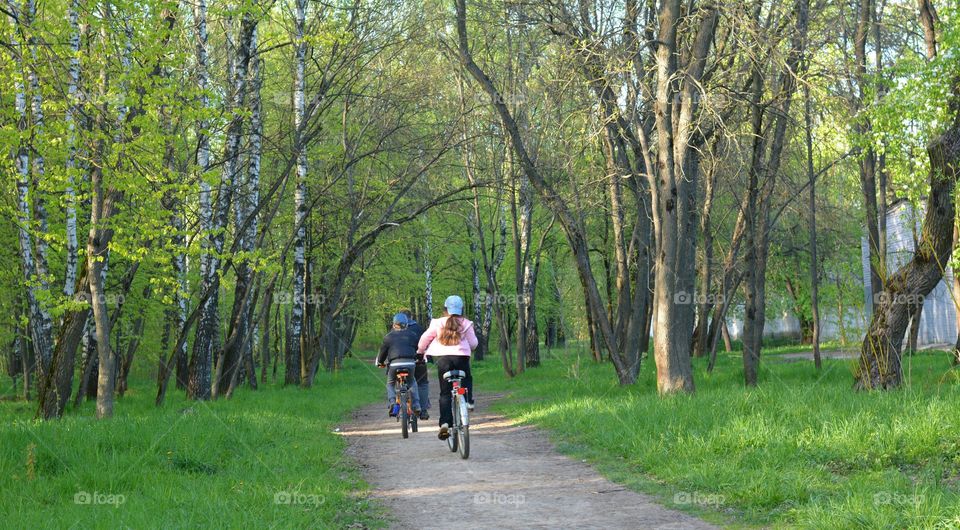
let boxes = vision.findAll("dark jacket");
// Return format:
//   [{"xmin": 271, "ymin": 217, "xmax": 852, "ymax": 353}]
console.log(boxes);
[
  {"xmin": 408, "ymin": 320, "xmax": 429, "ymax": 380},
  {"xmin": 376, "ymin": 329, "xmax": 419, "ymax": 366},
  {"xmin": 407, "ymin": 320, "xmax": 425, "ymax": 342}
]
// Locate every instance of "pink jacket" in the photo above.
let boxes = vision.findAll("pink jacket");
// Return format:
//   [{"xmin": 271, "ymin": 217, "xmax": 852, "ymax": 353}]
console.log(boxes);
[{"xmin": 418, "ymin": 316, "xmax": 478, "ymax": 358}]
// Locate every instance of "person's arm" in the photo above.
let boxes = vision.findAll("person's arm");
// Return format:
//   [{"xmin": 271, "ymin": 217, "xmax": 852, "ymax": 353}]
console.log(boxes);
[
  {"xmin": 375, "ymin": 336, "xmax": 389, "ymax": 366},
  {"xmin": 417, "ymin": 321, "xmax": 437, "ymax": 356},
  {"xmin": 465, "ymin": 322, "xmax": 478, "ymax": 350}
]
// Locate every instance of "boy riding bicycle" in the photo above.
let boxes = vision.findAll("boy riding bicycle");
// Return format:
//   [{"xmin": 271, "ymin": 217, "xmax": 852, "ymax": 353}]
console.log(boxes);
[{"xmin": 376, "ymin": 313, "xmax": 422, "ymax": 417}]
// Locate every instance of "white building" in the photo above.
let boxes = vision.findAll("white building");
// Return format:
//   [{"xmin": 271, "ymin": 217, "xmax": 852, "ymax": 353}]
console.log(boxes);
[{"xmin": 861, "ymin": 199, "xmax": 957, "ymax": 347}]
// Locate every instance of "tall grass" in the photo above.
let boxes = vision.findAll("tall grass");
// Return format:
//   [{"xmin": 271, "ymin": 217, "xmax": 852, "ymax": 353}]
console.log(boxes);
[
  {"xmin": 0, "ymin": 356, "xmax": 385, "ymax": 528},
  {"xmin": 478, "ymin": 348, "xmax": 960, "ymax": 528}
]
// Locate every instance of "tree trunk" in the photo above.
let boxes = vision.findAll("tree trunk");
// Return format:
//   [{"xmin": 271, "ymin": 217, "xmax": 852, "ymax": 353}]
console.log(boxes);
[
  {"xmin": 188, "ymin": 0, "xmax": 215, "ymax": 400},
  {"xmin": 92, "ymin": 10, "xmax": 134, "ymax": 419},
  {"xmin": 693, "ymin": 151, "xmax": 718, "ymax": 358},
  {"xmin": 63, "ymin": 0, "xmax": 81, "ymax": 297},
  {"xmin": 805, "ymin": 84, "xmax": 822, "ymax": 370},
  {"xmin": 215, "ymin": 17, "xmax": 258, "ymax": 398},
  {"xmin": 190, "ymin": 7, "xmax": 255, "ymax": 399},
  {"xmin": 423, "ymin": 238, "xmax": 433, "ymax": 320},
  {"xmin": 953, "ymin": 226, "xmax": 960, "ymax": 365},
  {"xmin": 288, "ymin": 0, "xmax": 308, "ymax": 386},
  {"xmin": 856, "ymin": 69, "xmax": 959, "ymax": 388},
  {"xmin": 467, "ymin": 216, "xmax": 486, "ymax": 361},
  {"xmin": 905, "ymin": 301, "xmax": 923, "ymax": 354},
  {"xmin": 8, "ymin": 0, "xmax": 54, "ymax": 392},
  {"xmin": 855, "ymin": 0, "xmax": 884, "ymax": 303},
  {"xmin": 645, "ymin": 0, "xmax": 718, "ymax": 394},
  {"xmin": 741, "ymin": 0, "xmax": 808, "ymax": 385}
]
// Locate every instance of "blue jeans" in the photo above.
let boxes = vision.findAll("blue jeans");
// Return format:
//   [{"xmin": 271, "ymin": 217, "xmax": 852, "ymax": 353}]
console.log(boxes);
[{"xmin": 386, "ymin": 361, "xmax": 421, "ymax": 411}]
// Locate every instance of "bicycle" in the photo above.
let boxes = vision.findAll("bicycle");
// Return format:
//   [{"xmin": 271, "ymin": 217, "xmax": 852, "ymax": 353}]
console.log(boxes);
[
  {"xmin": 442, "ymin": 369, "xmax": 469, "ymax": 459},
  {"xmin": 394, "ymin": 368, "xmax": 418, "ymax": 439}
]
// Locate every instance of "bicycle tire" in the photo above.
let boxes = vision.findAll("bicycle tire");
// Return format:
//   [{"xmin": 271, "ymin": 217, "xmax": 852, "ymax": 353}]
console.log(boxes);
[
  {"xmin": 457, "ymin": 396, "xmax": 469, "ymax": 458},
  {"xmin": 458, "ymin": 425, "xmax": 469, "ymax": 459},
  {"xmin": 447, "ymin": 395, "xmax": 459, "ymax": 452},
  {"xmin": 400, "ymin": 389, "xmax": 409, "ymax": 439},
  {"xmin": 412, "ymin": 413, "xmax": 418, "ymax": 433}
]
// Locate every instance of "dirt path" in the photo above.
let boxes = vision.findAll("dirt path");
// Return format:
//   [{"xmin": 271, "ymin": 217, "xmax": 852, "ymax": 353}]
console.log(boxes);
[{"xmin": 340, "ymin": 394, "xmax": 718, "ymax": 530}]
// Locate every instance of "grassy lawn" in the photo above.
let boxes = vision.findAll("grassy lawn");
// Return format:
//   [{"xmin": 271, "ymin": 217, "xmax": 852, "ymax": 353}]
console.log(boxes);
[
  {"xmin": 0, "ymin": 356, "xmax": 385, "ymax": 529},
  {"xmin": 476, "ymin": 346, "xmax": 960, "ymax": 529}
]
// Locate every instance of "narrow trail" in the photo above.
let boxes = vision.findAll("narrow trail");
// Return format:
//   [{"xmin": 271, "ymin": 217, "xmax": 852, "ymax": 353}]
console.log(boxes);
[{"xmin": 340, "ymin": 394, "xmax": 718, "ymax": 530}]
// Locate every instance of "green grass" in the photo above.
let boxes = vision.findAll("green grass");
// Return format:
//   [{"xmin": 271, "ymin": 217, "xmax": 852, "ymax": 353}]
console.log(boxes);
[
  {"xmin": 475, "ymin": 346, "xmax": 960, "ymax": 529},
  {"xmin": 0, "ymin": 356, "xmax": 385, "ymax": 529},
  {"xmin": 716, "ymin": 338, "xmax": 850, "ymax": 356}
]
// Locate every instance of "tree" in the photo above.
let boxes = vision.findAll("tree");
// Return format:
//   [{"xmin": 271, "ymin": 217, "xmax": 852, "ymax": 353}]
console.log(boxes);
[{"xmin": 856, "ymin": 0, "xmax": 959, "ymax": 390}]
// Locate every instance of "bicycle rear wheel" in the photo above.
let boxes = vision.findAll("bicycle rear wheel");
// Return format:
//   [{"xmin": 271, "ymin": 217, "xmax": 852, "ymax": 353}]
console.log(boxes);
[
  {"xmin": 400, "ymin": 390, "xmax": 409, "ymax": 439},
  {"xmin": 458, "ymin": 425, "xmax": 469, "ymax": 459},
  {"xmin": 457, "ymin": 395, "xmax": 469, "ymax": 459}
]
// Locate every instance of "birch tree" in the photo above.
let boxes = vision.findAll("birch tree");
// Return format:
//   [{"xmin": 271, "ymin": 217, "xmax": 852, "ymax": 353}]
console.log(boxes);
[{"xmin": 287, "ymin": 0, "xmax": 308, "ymax": 386}]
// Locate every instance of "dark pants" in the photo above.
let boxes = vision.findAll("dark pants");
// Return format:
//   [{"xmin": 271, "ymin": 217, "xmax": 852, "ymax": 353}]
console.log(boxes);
[
  {"xmin": 386, "ymin": 362, "xmax": 420, "ymax": 411},
  {"xmin": 415, "ymin": 363, "xmax": 430, "ymax": 410},
  {"xmin": 435, "ymin": 355, "xmax": 472, "ymax": 427}
]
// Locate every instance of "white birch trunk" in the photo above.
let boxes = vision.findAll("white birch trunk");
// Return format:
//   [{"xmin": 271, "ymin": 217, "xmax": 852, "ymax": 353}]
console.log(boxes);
[
  {"xmin": 8, "ymin": 0, "xmax": 53, "ymax": 382},
  {"xmin": 193, "ymin": 6, "xmax": 256, "ymax": 399},
  {"xmin": 24, "ymin": 0, "xmax": 49, "ymax": 281},
  {"xmin": 423, "ymin": 238, "xmax": 433, "ymax": 320},
  {"xmin": 64, "ymin": 0, "xmax": 81, "ymax": 296},
  {"xmin": 288, "ymin": 0, "xmax": 308, "ymax": 385}
]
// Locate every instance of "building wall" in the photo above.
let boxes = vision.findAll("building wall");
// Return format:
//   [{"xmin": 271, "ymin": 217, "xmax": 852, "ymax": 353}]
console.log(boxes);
[{"xmin": 861, "ymin": 200, "xmax": 957, "ymax": 347}]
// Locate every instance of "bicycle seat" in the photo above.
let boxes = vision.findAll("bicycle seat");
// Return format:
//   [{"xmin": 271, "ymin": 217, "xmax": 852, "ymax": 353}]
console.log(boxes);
[
  {"xmin": 395, "ymin": 368, "xmax": 411, "ymax": 376},
  {"xmin": 443, "ymin": 370, "xmax": 466, "ymax": 380}
]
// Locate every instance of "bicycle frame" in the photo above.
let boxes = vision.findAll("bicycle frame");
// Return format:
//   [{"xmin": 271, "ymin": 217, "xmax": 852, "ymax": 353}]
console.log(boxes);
[
  {"xmin": 395, "ymin": 369, "xmax": 417, "ymax": 438},
  {"xmin": 446, "ymin": 375, "xmax": 470, "ymax": 458},
  {"xmin": 450, "ymin": 379, "xmax": 469, "ymax": 427},
  {"xmin": 396, "ymin": 372, "xmax": 413, "ymax": 415}
]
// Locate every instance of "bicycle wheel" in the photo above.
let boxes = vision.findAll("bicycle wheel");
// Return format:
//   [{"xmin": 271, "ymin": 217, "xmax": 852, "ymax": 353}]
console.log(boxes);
[
  {"xmin": 458, "ymin": 425, "xmax": 469, "ymax": 459},
  {"xmin": 400, "ymin": 390, "xmax": 409, "ymax": 439},
  {"xmin": 411, "ymin": 393, "xmax": 418, "ymax": 433},
  {"xmin": 447, "ymin": 395, "xmax": 458, "ymax": 452},
  {"xmin": 458, "ymin": 397, "xmax": 470, "ymax": 459}
]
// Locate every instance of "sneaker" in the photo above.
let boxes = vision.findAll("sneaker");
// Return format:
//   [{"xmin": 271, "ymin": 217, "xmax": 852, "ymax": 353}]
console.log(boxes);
[
  {"xmin": 389, "ymin": 403, "xmax": 400, "ymax": 417},
  {"xmin": 419, "ymin": 411, "xmax": 430, "ymax": 421},
  {"xmin": 466, "ymin": 402, "xmax": 475, "ymax": 411},
  {"xmin": 438, "ymin": 423, "xmax": 450, "ymax": 440}
]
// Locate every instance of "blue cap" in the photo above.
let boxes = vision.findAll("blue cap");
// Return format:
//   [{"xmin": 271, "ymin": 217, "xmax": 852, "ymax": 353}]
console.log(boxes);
[
  {"xmin": 392, "ymin": 313, "xmax": 408, "ymax": 326},
  {"xmin": 444, "ymin": 295, "xmax": 464, "ymax": 316}
]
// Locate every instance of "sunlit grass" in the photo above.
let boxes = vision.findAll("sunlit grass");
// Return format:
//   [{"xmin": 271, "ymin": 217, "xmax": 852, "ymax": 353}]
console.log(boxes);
[
  {"xmin": 476, "ymin": 346, "xmax": 960, "ymax": 528},
  {"xmin": 0, "ymin": 356, "xmax": 385, "ymax": 528}
]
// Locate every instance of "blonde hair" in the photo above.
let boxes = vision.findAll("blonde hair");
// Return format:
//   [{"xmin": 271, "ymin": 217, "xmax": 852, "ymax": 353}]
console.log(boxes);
[{"xmin": 438, "ymin": 314, "xmax": 462, "ymax": 345}]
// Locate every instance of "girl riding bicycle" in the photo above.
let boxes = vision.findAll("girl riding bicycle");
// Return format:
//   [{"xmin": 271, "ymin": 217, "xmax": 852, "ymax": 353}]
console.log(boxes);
[
  {"xmin": 376, "ymin": 313, "xmax": 422, "ymax": 417},
  {"xmin": 417, "ymin": 295, "xmax": 477, "ymax": 440}
]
